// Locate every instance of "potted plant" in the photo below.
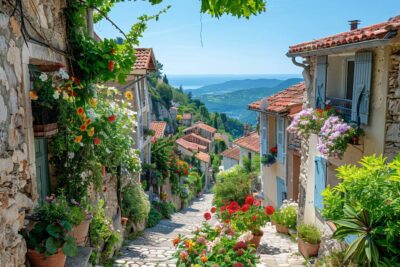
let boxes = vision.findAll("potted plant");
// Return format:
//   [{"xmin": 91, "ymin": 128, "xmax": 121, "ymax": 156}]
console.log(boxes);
[
  {"xmin": 269, "ymin": 146, "xmax": 278, "ymax": 157},
  {"xmin": 121, "ymin": 217, "xmax": 128, "ymax": 226},
  {"xmin": 348, "ymin": 127, "xmax": 364, "ymax": 145},
  {"xmin": 271, "ymin": 202, "xmax": 298, "ymax": 235},
  {"xmin": 68, "ymin": 201, "xmax": 93, "ymax": 247},
  {"xmin": 261, "ymin": 153, "xmax": 276, "ymax": 166},
  {"xmin": 24, "ymin": 220, "xmax": 77, "ymax": 267},
  {"xmin": 297, "ymin": 223, "xmax": 322, "ymax": 258}
]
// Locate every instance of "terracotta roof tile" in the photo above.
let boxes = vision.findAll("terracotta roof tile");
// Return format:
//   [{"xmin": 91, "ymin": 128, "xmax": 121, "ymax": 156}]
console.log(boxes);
[
  {"xmin": 183, "ymin": 121, "xmax": 217, "ymax": 134},
  {"xmin": 176, "ymin": 138, "xmax": 207, "ymax": 152},
  {"xmin": 133, "ymin": 48, "xmax": 156, "ymax": 70},
  {"xmin": 150, "ymin": 121, "xmax": 167, "ymax": 140},
  {"xmin": 249, "ymin": 82, "xmax": 305, "ymax": 115},
  {"xmin": 234, "ymin": 132, "xmax": 260, "ymax": 153},
  {"xmin": 195, "ymin": 151, "xmax": 210, "ymax": 163},
  {"xmin": 288, "ymin": 17, "xmax": 400, "ymax": 54},
  {"xmin": 221, "ymin": 146, "xmax": 240, "ymax": 161},
  {"xmin": 182, "ymin": 133, "xmax": 211, "ymax": 144}
]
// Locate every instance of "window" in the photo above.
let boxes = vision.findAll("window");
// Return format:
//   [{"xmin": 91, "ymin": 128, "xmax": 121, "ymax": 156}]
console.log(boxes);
[{"xmin": 345, "ymin": 59, "xmax": 355, "ymax": 101}]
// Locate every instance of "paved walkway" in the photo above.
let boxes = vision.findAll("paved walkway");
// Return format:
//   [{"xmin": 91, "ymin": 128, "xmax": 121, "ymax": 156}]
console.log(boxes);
[{"xmin": 114, "ymin": 194, "xmax": 305, "ymax": 267}]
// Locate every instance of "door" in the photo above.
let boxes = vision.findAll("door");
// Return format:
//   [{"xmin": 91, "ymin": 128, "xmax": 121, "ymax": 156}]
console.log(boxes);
[
  {"xmin": 34, "ymin": 139, "xmax": 50, "ymax": 202},
  {"xmin": 292, "ymin": 154, "xmax": 301, "ymax": 201},
  {"xmin": 276, "ymin": 177, "xmax": 286, "ymax": 207}
]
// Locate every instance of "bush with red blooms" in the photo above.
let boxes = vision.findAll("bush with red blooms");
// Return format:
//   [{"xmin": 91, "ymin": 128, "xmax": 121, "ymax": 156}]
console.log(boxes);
[
  {"xmin": 219, "ymin": 195, "xmax": 275, "ymax": 236},
  {"xmin": 176, "ymin": 160, "xmax": 190, "ymax": 176}
]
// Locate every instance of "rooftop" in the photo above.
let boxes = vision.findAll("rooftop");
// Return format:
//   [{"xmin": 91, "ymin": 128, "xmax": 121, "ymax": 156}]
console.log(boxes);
[
  {"xmin": 234, "ymin": 132, "xmax": 260, "ymax": 153},
  {"xmin": 183, "ymin": 133, "xmax": 212, "ymax": 144},
  {"xmin": 183, "ymin": 121, "xmax": 217, "ymax": 134},
  {"xmin": 249, "ymin": 82, "xmax": 305, "ymax": 115},
  {"xmin": 150, "ymin": 121, "xmax": 167, "ymax": 140},
  {"xmin": 221, "ymin": 146, "xmax": 240, "ymax": 161},
  {"xmin": 176, "ymin": 138, "xmax": 207, "ymax": 152},
  {"xmin": 195, "ymin": 151, "xmax": 210, "ymax": 163},
  {"xmin": 288, "ymin": 16, "xmax": 400, "ymax": 55},
  {"xmin": 133, "ymin": 48, "xmax": 157, "ymax": 71}
]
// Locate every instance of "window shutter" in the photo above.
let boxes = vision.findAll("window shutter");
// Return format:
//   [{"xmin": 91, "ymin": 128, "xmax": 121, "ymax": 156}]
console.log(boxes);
[
  {"xmin": 351, "ymin": 51, "xmax": 373, "ymax": 124},
  {"xmin": 315, "ymin": 56, "xmax": 327, "ymax": 109},
  {"xmin": 277, "ymin": 117, "xmax": 285, "ymax": 163},
  {"xmin": 260, "ymin": 113, "xmax": 268, "ymax": 155},
  {"xmin": 314, "ymin": 156, "xmax": 327, "ymax": 211}
]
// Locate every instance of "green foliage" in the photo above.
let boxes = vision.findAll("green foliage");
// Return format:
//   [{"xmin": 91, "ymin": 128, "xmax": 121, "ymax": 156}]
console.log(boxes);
[
  {"xmin": 243, "ymin": 154, "xmax": 260, "ymax": 174},
  {"xmin": 122, "ymin": 182, "xmax": 151, "ymax": 223},
  {"xmin": 271, "ymin": 204, "xmax": 297, "ymax": 229},
  {"xmin": 213, "ymin": 165, "xmax": 253, "ymax": 207},
  {"xmin": 151, "ymin": 201, "xmax": 176, "ymax": 219},
  {"xmin": 147, "ymin": 206, "xmax": 163, "ymax": 228},
  {"xmin": 157, "ymin": 83, "xmax": 173, "ymax": 109},
  {"xmin": 297, "ymin": 224, "xmax": 322, "ymax": 245},
  {"xmin": 322, "ymin": 155, "xmax": 400, "ymax": 265}
]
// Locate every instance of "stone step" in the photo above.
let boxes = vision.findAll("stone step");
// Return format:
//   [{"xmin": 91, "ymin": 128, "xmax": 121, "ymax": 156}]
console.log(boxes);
[{"xmin": 66, "ymin": 247, "xmax": 93, "ymax": 267}]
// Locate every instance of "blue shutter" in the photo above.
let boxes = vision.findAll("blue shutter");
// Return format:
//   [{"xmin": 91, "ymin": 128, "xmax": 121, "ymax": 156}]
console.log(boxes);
[
  {"xmin": 277, "ymin": 117, "xmax": 284, "ymax": 163},
  {"xmin": 315, "ymin": 56, "xmax": 327, "ymax": 109},
  {"xmin": 314, "ymin": 156, "xmax": 327, "ymax": 211},
  {"xmin": 276, "ymin": 177, "xmax": 286, "ymax": 207},
  {"xmin": 260, "ymin": 113, "xmax": 268, "ymax": 155},
  {"xmin": 351, "ymin": 52, "xmax": 373, "ymax": 125}
]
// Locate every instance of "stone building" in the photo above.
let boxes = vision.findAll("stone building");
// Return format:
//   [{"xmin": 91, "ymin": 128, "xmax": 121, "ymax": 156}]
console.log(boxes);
[
  {"xmin": 286, "ymin": 17, "xmax": 400, "ymax": 249},
  {"xmin": 233, "ymin": 131, "xmax": 260, "ymax": 166},
  {"xmin": 221, "ymin": 146, "xmax": 240, "ymax": 170}
]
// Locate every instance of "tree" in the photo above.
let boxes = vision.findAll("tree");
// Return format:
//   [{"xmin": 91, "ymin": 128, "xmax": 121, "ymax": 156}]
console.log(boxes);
[
  {"xmin": 157, "ymin": 83, "xmax": 173, "ymax": 109},
  {"xmin": 162, "ymin": 74, "xmax": 169, "ymax": 84},
  {"xmin": 199, "ymin": 105, "xmax": 210, "ymax": 121},
  {"xmin": 187, "ymin": 91, "xmax": 193, "ymax": 100},
  {"xmin": 178, "ymin": 85, "xmax": 183, "ymax": 92}
]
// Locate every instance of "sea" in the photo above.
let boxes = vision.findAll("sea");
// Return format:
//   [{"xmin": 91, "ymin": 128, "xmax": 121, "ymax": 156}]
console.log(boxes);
[{"xmin": 168, "ymin": 74, "xmax": 302, "ymax": 90}]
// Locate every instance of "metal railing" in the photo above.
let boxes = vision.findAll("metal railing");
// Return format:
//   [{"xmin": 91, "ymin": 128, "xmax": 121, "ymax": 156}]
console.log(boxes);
[{"xmin": 326, "ymin": 97, "xmax": 352, "ymax": 121}]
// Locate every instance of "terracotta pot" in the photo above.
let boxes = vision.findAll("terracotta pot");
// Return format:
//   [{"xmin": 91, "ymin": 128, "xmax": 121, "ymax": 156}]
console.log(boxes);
[
  {"xmin": 298, "ymin": 238, "xmax": 320, "ymax": 258},
  {"xmin": 248, "ymin": 232, "xmax": 263, "ymax": 249},
  {"xmin": 276, "ymin": 224, "xmax": 289, "ymax": 235},
  {"xmin": 121, "ymin": 217, "xmax": 128, "ymax": 226},
  {"xmin": 27, "ymin": 248, "xmax": 66, "ymax": 267},
  {"xmin": 69, "ymin": 219, "xmax": 91, "ymax": 246},
  {"xmin": 33, "ymin": 123, "xmax": 59, "ymax": 138}
]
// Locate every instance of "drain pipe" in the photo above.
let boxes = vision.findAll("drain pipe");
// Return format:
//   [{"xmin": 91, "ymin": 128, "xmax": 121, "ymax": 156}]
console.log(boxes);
[{"xmin": 290, "ymin": 56, "xmax": 312, "ymax": 108}]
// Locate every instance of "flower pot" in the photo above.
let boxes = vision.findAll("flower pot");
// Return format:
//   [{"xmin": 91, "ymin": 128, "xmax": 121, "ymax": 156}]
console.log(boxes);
[
  {"xmin": 248, "ymin": 231, "xmax": 263, "ymax": 249},
  {"xmin": 121, "ymin": 217, "xmax": 128, "ymax": 226},
  {"xmin": 27, "ymin": 248, "xmax": 66, "ymax": 267},
  {"xmin": 69, "ymin": 219, "xmax": 91, "ymax": 246},
  {"xmin": 298, "ymin": 238, "xmax": 320, "ymax": 258},
  {"xmin": 276, "ymin": 224, "xmax": 289, "ymax": 235},
  {"xmin": 32, "ymin": 106, "xmax": 59, "ymax": 138},
  {"xmin": 33, "ymin": 123, "xmax": 59, "ymax": 138},
  {"xmin": 351, "ymin": 136, "xmax": 360, "ymax": 145}
]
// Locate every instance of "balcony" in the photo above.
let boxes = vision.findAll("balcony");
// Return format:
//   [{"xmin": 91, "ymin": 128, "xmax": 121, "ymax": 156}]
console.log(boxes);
[{"xmin": 326, "ymin": 97, "xmax": 352, "ymax": 122}]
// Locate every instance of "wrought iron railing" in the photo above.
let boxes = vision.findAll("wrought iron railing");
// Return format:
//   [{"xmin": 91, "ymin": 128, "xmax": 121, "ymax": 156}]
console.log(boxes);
[{"xmin": 326, "ymin": 97, "xmax": 352, "ymax": 122}]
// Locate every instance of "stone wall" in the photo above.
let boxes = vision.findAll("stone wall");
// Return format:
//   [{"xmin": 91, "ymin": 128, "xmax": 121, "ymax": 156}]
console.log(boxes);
[{"xmin": 385, "ymin": 47, "xmax": 400, "ymax": 160}]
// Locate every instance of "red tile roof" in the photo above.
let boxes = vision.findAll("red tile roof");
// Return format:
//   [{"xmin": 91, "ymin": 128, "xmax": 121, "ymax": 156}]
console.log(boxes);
[
  {"xmin": 176, "ymin": 138, "xmax": 207, "ymax": 152},
  {"xmin": 133, "ymin": 48, "xmax": 156, "ymax": 70},
  {"xmin": 196, "ymin": 151, "xmax": 210, "ymax": 163},
  {"xmin": 288, "ymin": 17, "xmax": 400, "ymax": 54},
  {"xmin": 150, "ymin": 121, "xmax": 167, "ymax": 140},
  {"xmin": 183, "ymin": 133, "xmax": 211, "ymax": 144},
  {"xmin": 249, "ymin": 82, "xmax": 305, "ymax": 114},
  {"xmin": 183, "ymin": 121, "xmax": 217, "ymax": 134},
  {"xmin": 221, "ymin": 146, "xmax": 240, "ymax": 161},
  {"xmin": 234, "ymin": 132, "xmax": 260, "ymax": 153},
  {"xmin": 182, "ymin": 113, "xmax": 192, "ymax": 120}
]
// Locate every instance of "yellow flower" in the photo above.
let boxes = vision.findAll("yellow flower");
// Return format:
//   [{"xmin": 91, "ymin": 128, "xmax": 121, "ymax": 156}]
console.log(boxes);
[
  {"xmin": 176, "ymin": 114, "xmax": 183, "ymax": 121},
  {"xmin": 88, "ymin": 127, "xmax": 95, "ymax": 137},
  {"xmin": 74, "ymin": 135, "xmax": 83, "ymax": 143},
  {"xmin": 89, "ymin": 98, "xmax": 97, "ymax": 107},
  {"xmin": 124, "ymin": 90, "xmax": 134, "ymax": 100},
  {"xmin": 29, "ymin": 91, "xmax": 38, "ymax": 100}
]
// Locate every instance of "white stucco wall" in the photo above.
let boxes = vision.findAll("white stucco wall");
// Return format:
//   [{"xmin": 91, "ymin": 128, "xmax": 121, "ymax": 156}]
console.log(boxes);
[{"xmin": 222, "ymin": 156, "xmax": 239, "ymax": 170}]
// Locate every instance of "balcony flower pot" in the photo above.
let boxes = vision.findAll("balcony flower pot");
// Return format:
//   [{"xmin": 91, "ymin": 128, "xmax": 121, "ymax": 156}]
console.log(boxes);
[
  {"xmin": 298, "ymin": 238, "xmax": 320, "ymax": 258},
  {"xmin": 27, "ymin": 248, "xmax": 66, "ymax": 267},
  {"xmin": 121, "ymin": 217, "xmax": 128, "ymax": 226},
  {"xmin": 69, "ymin": 219, "xmax": 92, "ymax": 246},
  {"xmin": 276, "ymin": 224, "xmax": 289, "ymax": 235},
  {"xmin": 261, "ymin": 153, "xmax": 276, "ymax": 166}
]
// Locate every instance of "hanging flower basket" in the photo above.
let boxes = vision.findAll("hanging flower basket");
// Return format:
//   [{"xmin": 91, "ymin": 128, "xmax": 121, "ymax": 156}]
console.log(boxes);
[{"xmin": 32, "ymin": 105, "xmax": 59, "ymax": 138}]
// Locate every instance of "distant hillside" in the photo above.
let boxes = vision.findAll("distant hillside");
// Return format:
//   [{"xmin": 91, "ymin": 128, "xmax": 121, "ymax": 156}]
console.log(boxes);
[
  {"xmin": 194, "ymin": 78, "xmax": 303, "ymax": 124},
  {"xmin": 186, "ymin": 78, "xmax": 285, "ymax": 96}
]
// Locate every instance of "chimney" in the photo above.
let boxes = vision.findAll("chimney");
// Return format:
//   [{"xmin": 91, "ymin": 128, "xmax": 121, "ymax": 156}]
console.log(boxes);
[
  {"xmin": 349, "ymin": 20, "xmax": 360, "ymax": 30},
  {"xmin": 243, "ymin": 124, "xmax": 251, "ymax": 137}
]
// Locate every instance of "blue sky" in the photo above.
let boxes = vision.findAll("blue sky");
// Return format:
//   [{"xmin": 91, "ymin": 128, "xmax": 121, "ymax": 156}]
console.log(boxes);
[{"xmin": 96, "ymin": 0, "xmax": 400, "ymax": 75}]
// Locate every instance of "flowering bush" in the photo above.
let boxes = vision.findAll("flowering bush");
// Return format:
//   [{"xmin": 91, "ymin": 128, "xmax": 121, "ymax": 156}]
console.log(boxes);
[
  {"xmin": 287, "ymin": 108, "xmax": 327, "ymax": 138},
  {"xmin": 271, "ymin": 201, "xmax": 298, "ymax": 229}
]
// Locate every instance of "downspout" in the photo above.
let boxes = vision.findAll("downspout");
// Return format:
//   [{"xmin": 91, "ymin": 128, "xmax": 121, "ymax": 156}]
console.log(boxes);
[{"xmin": 290, "ymin": 56, "xmax": 312, "ymax": 108}]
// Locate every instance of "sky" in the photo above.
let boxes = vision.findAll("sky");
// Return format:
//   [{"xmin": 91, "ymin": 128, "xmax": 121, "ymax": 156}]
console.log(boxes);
[{"xmin": 95, "ymin": 0, "xmax": 400, "ymax": 75}]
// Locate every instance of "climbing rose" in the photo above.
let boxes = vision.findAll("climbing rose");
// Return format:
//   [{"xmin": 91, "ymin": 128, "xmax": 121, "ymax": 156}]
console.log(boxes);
[
  {"xmin": 265, "ymin": 205, "xmax": 275, "ymax": 216},
  {"xmin": 245, "ymin": 195, "xmax": 254, "ymax": 205},
  {"xmin": 210, "ymin": 207, "xmax": 216, "ymax": 213},
  {"xmin": 108, "ymin": 114, "xmax": 116, "ymax": 123},
  {"xmin": 203, "ymin": 212, "xmax": 211, "ymax": 221}
]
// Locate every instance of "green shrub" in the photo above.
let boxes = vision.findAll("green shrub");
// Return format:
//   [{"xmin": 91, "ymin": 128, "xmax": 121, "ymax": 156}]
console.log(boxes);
[
  {"xmin": 146, "ymin": 206, "xmax": 162, "ymax": 228},
  {"xmin": 122, "ymin": 182, "xmax": 151, "ymax": 223},
  {"xmin": 152, "ymin": 201, "xmax": 176, "ymax": 219},
  {"xmin": 297, "ymin": 224, "xmax": 321, "ymax": 244},
  {"xmin": 271, "ymin": 204, "xmax": 297, "ymax": 229},
  {"xmin": 212, "ymin": 165, "xmax": 253, "ymax": 207}
]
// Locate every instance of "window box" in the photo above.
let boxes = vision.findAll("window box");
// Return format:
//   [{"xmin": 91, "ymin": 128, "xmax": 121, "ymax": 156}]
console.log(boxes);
[{"xmin": 261, "ymin": 153, "xmax": 276, "ymax": 166}]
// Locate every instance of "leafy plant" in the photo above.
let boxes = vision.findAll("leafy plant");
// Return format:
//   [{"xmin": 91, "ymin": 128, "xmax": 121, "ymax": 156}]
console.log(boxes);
[
  {"xmin": 297, "ymin": 224, "xmax": 321, "ymax": 245},
  {"xmin": 122, "ymin": 182, "xmax": 151, "ymax": 223},
  {"xmin": 147, "ymin": 206, "xmax": 163, "ymax": 228},
  {"xmin": 261, "ymin": 153, "xmax": 276, "ymax": 166},
  {"xmin": 271, "ymin": 203, "xmax": 298, "ymax": 229},
  {"xmin": 152, "ymin": 201, "xmax": 176, "ymax": 219}
]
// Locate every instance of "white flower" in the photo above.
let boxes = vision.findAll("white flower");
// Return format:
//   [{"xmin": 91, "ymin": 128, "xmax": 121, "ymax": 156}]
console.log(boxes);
[
  {"xmin": 68, "ymin": 152, "xmax": 75, "ymax": 159},
  {"xmin": 62, "ymin": 91, "xmax": 69, "ymax": 100},
  {"xmin": 39, "ymin": 73, "xmax": 48, "ymax": 82},
  {"xmin": 238, "ymin": 231, "xmax": 253, "ymax": 243},
  {"xmin": 58, "ymin": 68, "xmax": 69, "ymax": 80},
  {"xmin": 53, "ymin": 91, "xmax": 60, "ymax": 99}
]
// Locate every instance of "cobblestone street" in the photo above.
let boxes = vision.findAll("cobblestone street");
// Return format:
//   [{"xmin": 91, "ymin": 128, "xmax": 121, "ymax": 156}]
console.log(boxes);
[{"xmin": 114, "ymin": 194, "xmax": 305, "ymax": 267}]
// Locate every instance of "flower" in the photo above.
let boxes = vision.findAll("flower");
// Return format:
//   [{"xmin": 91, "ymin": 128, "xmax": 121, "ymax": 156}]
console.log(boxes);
[
  {"xmin": 80, "ymin": 124, "xmax": 87, "ymax": 131},
  {"xmin": 172, "ymin": 236, "xmax": 180, "ymax": 247},
  {"xmin": 253, "ymin": 199, "xmax": 261, "ymax": 206},
  {"xmin": 89, "ymin": 98, "xmax": 97, "ymax": 107},
  {"xmin": 265, "ymin": 205, "xmax": 275, "ymax": 216},
  {"xmin": 39, "ymin": 73, "xmax": 48, "ymax": 82},
  {"xmin": 76, "ymin": 107, "xmax": 84, "ymax": 116},
  {"xmin": 184, "ymin": 240, "xmax": 194, "ymax": 250},
  {"xmin": 86, "ymin": 118, "xmax": 92, "ymax": 125},
  {"xmin": 124, "ymin": 90, "xmax": 134, "ymax": 100},
  {"xmin": 200, "ymin": 255, "xmax": 208, "ymax": 263},
  {"xmin": 203, "ymin": 212, "xmax": 211, "ymax": 221},
  {"xmin": 252, "ymin": 215, "xmax": 258, "ymax": 222},
  {"xmin": 210, "ymin": 207, "xmax": 216, "ymax": 213},
  {"xmin": 88, "ymin": 127, "xmax": 95, "ymax": 137},
  {"xmin": 29, "ymin": 91, "xmax": 38, "ymax": 100},
  {"xmin": 74, "ymin": 135, "xmax": 83, "ymax": 143},
  {"xmin": 241, "ymin": 204, "xmax": 250, "ymax": 212},
  {"xmin": 62, "ymin": 91, "xmax": 69, "ymax": 100},
  {"xmin": 108, "ymin": 61, "xmax": 115, "ymax": 72},
  {"xmin": 233, "ymin": 263, "xmax": 244, "ymax": 267},
  {"xmin": 179, "ymin": 251, "xmax": 188, "ymax": 261},
  {"xmin": 235, "ymin": 249, "xmax": 244, "ymax": 256},
  {"xmin": 53, "ymin": 91, "xmax": 60, "ymax": 99},
  {"xmin": 245, "ymin": 195, "xmax": 254, "ymax": 205},
  {"xmin": 233, "ymin": 241, "xmax": 247, "ymax": 251},
  {"xmin": 58, "ymin": 68, "xmax": 69, "ymax": 80},
  {"xmin": 94, "ymin": 137, "xmax": 101, "ymax": 145},
  {"xmin": 108, "ymin": 114, "xmax": 116, "ymax": 123}
]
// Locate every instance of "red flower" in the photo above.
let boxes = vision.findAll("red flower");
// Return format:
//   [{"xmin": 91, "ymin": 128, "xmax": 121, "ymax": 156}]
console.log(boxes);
[
  {"xmin": 94, "ymin": 137, "xmax": 101, "ymax": 145},
  {"xmin": 108, "ymin": 114, "xmax": 116, "ymax": 123},
  {"xmin": 252, "ymin": 215, "xmax": 258, "ymax": 222},
  {"xmin": 210, "ymin": 207, "xmax": 216, "ymax": 213},
  {"xmin": 233, "ymin": 241, "xmax": 247, "ymax": 251},
  {"xmin": 235, "ymin": 249, "xmax": 244, "ymax": 256},
  {"xmin": 203, "ymin": 212, "xmax": 211, "ymax": 221},
  {"xmin": 270, "ymin": 146, "xmax": 278, "ymax": 154},
  {"xmin": 225, "ymin": 219, "xmax": 230, "ymax": 224},
  {"xmin": 172, "ymin": 236, "xmax": 180, "ymax": 247},
  {"xmin": 316, "ymin": 108, "xmax": 323, "ymax": 115},
  {"xmin": 241, "ymin": 204, "xmax": 250, "ymax": 212},
  {"xmin": 265, "ymin": 205, "xmax": 275, "ymax": 216},
  {"xmin": 233, "ymin": 263, "xmax": 244, "ymax": 267},
  {"xmin": 108, "ymin": 61, "xmax": 115, "ymax": 72},
  {"xmin": 253, "ymin": 199, "xmax": 261, "ymax": 206},
  {"xmin": 245, "ymin": 195, "xmax": 254, "ymax": 206}
]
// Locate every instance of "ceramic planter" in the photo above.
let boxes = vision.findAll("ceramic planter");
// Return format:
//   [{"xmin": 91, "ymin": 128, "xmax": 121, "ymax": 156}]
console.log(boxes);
[
  {"xmin": 276, "ymin": 224, "xmax": 289, "ymax": 235},
  {"xmin": 69, "ymin": 219, "xmax": 91, "ymax": 246},
  {"xmin": 298, "ymin": 238, "xmax": 320, "ymax": 258},
  {"xmin": 27, "ymin": 248, "xmax": 66, "ymax": 267},
  {"xmin": 247, "ymin": 231, "xmax": 263, "ymax": 249}
]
